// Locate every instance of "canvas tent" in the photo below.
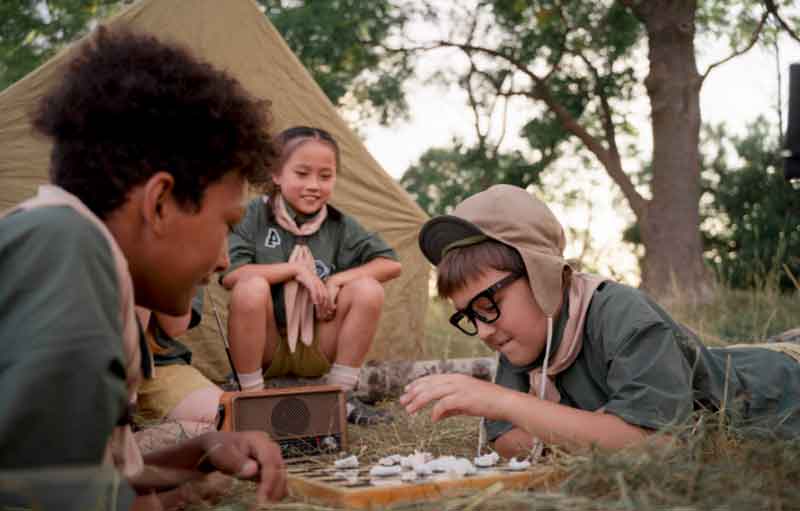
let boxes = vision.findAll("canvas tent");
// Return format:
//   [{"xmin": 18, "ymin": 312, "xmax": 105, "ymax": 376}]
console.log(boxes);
[{"xmin": 0, "ymin": 0, "xmax": 430, "ymax": 380}]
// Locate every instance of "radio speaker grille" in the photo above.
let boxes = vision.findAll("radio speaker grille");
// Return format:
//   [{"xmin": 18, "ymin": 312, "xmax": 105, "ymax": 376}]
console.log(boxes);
[
  {"xmin": 232, "ymin": 389, "xmax": 342, "ymax": 439},
  {"xmin": 271, "ymin": 396, "xmax": 310, "ymax": 435}
]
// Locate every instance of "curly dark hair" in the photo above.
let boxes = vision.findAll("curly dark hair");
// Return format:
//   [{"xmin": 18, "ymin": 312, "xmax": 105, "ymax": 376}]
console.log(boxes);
[{"xmin": 33, "ymin": 27, "xmax": 275, "ymax": 218}]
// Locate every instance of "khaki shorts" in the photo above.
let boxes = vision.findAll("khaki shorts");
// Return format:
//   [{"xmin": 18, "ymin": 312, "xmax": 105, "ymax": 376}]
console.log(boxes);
[
  {"xmin": 137, "ymin": 364, "xmax": 217, "ymax": 421},
  {"xmin": 264, "ymin": 327, "xmax": 331, "ymax": 379}
]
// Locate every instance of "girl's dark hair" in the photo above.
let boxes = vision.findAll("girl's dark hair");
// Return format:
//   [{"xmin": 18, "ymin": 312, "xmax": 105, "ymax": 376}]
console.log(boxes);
[
  {"xmin": 437, "ymin": 240, "xmax": 526, "ymax": 297},
  {"xmin": 33, "ymin": 27, "xmax": 276, "ymax": 218},
  {"xmin": 263, "ymin": 126, "xmax": 340, "ymax": 197}
]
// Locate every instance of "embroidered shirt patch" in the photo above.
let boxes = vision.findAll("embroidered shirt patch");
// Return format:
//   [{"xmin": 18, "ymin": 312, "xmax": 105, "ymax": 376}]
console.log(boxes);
[{"xmin": 265, "ymin": 228, "xmax": 281, "ymax": 248}]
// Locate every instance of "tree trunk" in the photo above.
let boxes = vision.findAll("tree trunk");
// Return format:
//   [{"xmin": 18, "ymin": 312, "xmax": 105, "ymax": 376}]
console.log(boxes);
[{"xmin": 636, "ymin": 0, "xmax": 714, "ymax": 302}]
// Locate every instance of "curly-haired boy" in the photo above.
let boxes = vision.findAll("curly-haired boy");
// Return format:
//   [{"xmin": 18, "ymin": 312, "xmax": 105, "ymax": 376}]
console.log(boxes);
[{"xmin": 0, "ymin": 28, "xmax": 285, "ymax": 509}]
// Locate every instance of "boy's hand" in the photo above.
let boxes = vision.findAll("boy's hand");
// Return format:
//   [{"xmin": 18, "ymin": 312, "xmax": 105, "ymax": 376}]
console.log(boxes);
[
  {"xmin": 400, "ymin": 374, "xmax": 512, "ymax": 423},
  {"xmin": 198, "ymin": 431, "xmax": 287, "ymax": 504},
  {"xmin": 154, "ymin": 473, "xmax": 233, "ymax": 511}
]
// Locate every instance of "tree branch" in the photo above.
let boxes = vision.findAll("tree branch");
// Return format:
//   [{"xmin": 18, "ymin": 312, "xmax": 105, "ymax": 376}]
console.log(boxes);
[
  {"xmin": 701, "ymin": 10, "xmax": 769, "ymax": 82},
  {"xmin": 493, "ymin": 74, "xmax": 512, "ymax": 157},
  {"xmin": 765, "ymin": 0, "xmax": 800, "ymax": 43},
  {"xmin": 574, "ymin": 52, "xmax": 645, "ymax": 215},
  {"xmin": 465, "ymin": 61, "xmax": 487, "ymax": 146},
  {"xmin": 380, "ymin": 38, "xmax": 647, "ymax": 214}
]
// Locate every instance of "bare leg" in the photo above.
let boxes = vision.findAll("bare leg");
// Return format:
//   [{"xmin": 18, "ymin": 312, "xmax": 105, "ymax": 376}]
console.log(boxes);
[
  {"xmin": 317, "ymin": 278, "xmax": 392, "ymax": 425},
  {"xmin": 317, "ymin": 277, "xmax": 385, "ymax": 366},
  {"xmin": 227, "ymin": 277, "xmax": 280, "ymax": 374}
]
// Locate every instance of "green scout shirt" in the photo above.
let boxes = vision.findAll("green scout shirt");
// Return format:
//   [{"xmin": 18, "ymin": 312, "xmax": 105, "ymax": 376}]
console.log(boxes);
[
  {"xmin": 486, "ymin": 281, "xmax": 800, "ymax": 441},
  {"xmin": 0, "ymin": 206, "xmax": 135, "ymax": 510},
  {"xmin": 226, "ymin": 197, "xmax": 399, "ymax": 328}
]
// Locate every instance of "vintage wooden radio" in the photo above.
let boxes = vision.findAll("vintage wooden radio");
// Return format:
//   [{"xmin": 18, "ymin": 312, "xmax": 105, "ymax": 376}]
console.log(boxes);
[{"xmin": 218, "ymin": 384, "xmax": 347, "ymax": 457}]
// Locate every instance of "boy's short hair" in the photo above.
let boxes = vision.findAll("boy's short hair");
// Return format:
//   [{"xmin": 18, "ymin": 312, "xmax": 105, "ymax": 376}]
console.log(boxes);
[
  {"xmin": 437, "ymin": 241, "xmax": 525, "ymax": 297},
  {"xmin": 33, "ymin": 27, "xmax": 275, "ymax": 219}
]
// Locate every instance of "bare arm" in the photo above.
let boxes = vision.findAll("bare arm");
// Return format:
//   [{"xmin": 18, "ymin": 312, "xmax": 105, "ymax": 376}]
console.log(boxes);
[
  {"xmin": 402, "ymin": 374, "xmax": 653, "ymax": 452},
  {"xmin": 500, "ymin": 391, "xmax": 652, "ymax": 451},
  {"xmin": 328, "ymin": 257, "xmax": 402, "ymax": 287},
  {"xmin": 220, "ymin": 262, "xmax": 302, "ymax": 290},
  {"xmin": 137, "ymin": 431, "xmax": 286, "ymax": 503}
]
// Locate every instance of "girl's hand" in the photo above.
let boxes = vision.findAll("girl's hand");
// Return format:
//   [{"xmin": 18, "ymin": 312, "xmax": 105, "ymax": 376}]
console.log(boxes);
[
  {"xmin": 294, "ymin": 264, "xmax": 329, "ymax": 310},
  {"xmin": 400, "ymin": 374, "xmax": 513, "ymax": 423},
  {"xmin": 317, "ymin": 278, "xmax": 341, "ymax": 321}
]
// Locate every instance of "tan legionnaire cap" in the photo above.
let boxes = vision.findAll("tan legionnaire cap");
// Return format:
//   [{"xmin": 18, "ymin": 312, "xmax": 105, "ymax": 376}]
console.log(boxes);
[{"xmin": 418, "ymin": 184, "xmax": 569, "ymax": 318}]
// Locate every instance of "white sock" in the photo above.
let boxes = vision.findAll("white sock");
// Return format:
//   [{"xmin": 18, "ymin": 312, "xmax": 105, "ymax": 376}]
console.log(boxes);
[
  {"xmin": 326, "ymin": 364, "xmax": 360, "ymax": 392},
  {"xmin": 327, "ymin": 364, "xmax": 360, "ymax": 415},
  {"xmin": 238, "ymin": 370, "xmax": 264, "ymax": 392}
]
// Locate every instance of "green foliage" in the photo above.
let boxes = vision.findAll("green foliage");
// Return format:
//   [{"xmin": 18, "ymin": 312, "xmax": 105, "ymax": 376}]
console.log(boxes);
[
  {"xmin": 397, "ymin": 0, "xmax": 647, "ymax": 216},
  {"xmin": 1, "ymin": 0, "xmax": 413, "ymax": 124},
  {"xmin": 667, "ymin": 276, "xmax": 800, "ymax": 343},
  {"xmin": 702, "ymin": 118, "xmax": 800, "ymax": 292},
  {"xmin": 0, "ymin": 0, "xmax": 120, "ymax": 91},
  {"xmin": 400, "ymin": 140, "xmax": 540, "ymax": 216},
  {"xmin": 260, "ymin": 0, "xmax": 413, "ymax": 123},
  {"xmin": 485, "ymin": 0, "xmax": 644, "ymax": 155},
  {"xmin": 696, "ymin": 0, "xmax": 797, "ymax": 49}
]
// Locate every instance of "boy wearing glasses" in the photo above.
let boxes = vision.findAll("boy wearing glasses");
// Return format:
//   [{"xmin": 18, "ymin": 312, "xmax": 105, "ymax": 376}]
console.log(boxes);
[{"xmin": 401, "ymin": 184, "xmax": 800, "ymax": 458}]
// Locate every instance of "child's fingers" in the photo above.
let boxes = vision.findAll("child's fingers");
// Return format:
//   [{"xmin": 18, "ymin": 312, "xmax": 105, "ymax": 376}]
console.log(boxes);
[
  {"xmin": 431, "ymin": 395, "xmax": 465, "ymax": 422},
  {"xmin": 402, "ymin": 381, "xmax": 456, "ymax": 415}
]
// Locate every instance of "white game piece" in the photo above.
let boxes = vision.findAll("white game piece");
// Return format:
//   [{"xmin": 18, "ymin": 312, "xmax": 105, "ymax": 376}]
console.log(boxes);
[
  {"xmin": 334, "ymin": 455, "xmax": 359, "ymax": 469},
  {"xmin": 428, "ymin": 456, "xmax": 456, "ymax": 473},
  {"xmin": 448, "ymin": 458, "xmax": 477, "ymax": 476},
  {"xmin": 369, "ymin": 465, "xmax": 403, "ymax": 477},
  {"xmin": 413, "ymin": 463, "xmax": 433, "ymax": 476},
  {"xmin": 474, "ymin": 452, "xmax": 500, "ymax": 468},
  {"xmin": 507, "ymin": 457, "xmax": 531, "ymax": 471},
  {"xmin": 401, "ymin": 451, "xmax": 432, "ymax": 469},
  {"xmin": 400, "ymin": 470, "xmax": 418, "ymax": 481},
  {"xmin": 378, "ymin": 454, "xmax": 403, "ymax": 466},
  {"xmin": 422, "ymin": 456, "xmax": 476, "ymax": 476}
]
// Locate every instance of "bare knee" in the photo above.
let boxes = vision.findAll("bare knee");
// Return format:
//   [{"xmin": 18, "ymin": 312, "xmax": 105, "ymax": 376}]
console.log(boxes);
[
  {"xmin": 339, "ymin": 277, "xmax": 384, "ymax": 310},
  {"xmin": 229, "ymin": 276, "xmax": 273, "ymax": 314}
]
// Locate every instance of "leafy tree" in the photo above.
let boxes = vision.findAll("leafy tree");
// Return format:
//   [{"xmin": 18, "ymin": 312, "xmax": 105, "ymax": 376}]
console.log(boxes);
[
  {"xmin": 401, "ymin": 139, "xmax": 539, "ymax": 216},
  {"xmin": 391, "ymin": 0, "xmax": 799, "ymax": 301},
  {"xmin": 702, "ymin": 118, "xmax": 800, "ymax": 291},
  {"xmin": 258, "ymin": 0, "xmax": 414, "ymax": 123},
  {"xmin": 0, "ymin": 0, "xmax": 120, "ymax": 91},
  {"xmin": 1, "ymin": 0, "xmax": 413, "ymax": 123}
]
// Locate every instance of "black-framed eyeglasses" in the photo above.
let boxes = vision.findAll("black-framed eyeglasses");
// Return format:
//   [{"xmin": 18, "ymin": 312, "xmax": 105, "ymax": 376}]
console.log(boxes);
[{"xmin": 449, "ymin": 273, "xmax": 522, "ymax": 336}]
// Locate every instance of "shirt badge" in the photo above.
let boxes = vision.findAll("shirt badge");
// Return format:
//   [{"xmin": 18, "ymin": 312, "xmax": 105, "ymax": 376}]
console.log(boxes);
[{"xmin": 265, "ymin": 228, "xmax": 281, "ymax": 248}]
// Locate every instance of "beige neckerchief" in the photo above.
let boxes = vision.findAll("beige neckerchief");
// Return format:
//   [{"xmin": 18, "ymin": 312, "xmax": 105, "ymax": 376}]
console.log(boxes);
[
  {"xmin": 271, "ymin": 194, "xmax": 328, "ymax": 353},
  {"xmin": 529, "ymin": 272, "xmax": 606, "ymax": 403},
  {"xmin": 1, "ymin": 185, "xmax": 144, "ymax": 478}
]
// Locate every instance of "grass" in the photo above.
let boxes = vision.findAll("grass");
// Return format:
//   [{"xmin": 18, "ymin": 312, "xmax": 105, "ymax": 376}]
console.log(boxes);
[{"xmin": 192, "ymin": 282, "xmax": 800, "ymax": 511}]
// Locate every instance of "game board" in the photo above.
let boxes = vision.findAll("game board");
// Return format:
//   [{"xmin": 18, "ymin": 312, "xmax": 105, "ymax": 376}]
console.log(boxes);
[{"xmin": 286, "ymin": 456, "xmax": 560, "ymax": 509}]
